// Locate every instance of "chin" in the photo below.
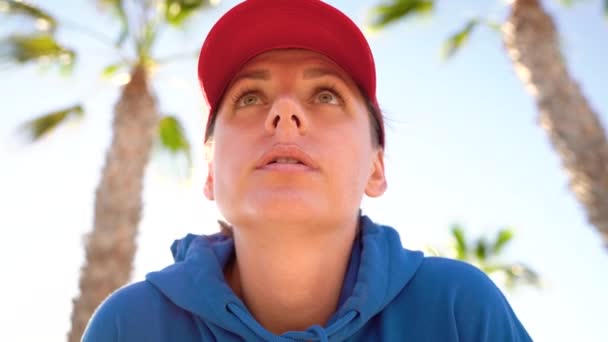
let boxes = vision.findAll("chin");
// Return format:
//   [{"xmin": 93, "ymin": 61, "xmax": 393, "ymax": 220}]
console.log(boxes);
[
  {"xmin": 216, "ymin": 184, "xmax": 356, "ymax": 229},
  {"xmin": 257, "ymin": 191, "xmax": 324, "ymax": 218},
  {"xmin": 228, "ymin": 188, "xmax": 329, "ymax": 226}
]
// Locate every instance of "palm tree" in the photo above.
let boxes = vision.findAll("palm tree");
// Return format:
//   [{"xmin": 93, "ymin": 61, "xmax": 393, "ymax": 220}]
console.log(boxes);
[
  {"xmin": 427, "ymin": 225, "xmax": 541, "ymax": 291},
  {"xmin": 370, "ymin": 0, "xmax": 608, "ymax": 247},
  {"xmin": 1, "ymin": 1, "xmax": 215, "ymax": 340}
]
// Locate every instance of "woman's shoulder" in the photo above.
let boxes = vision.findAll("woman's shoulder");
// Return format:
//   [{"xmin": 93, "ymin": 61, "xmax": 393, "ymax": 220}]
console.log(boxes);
[
  {"xmin": 388, "ymin": 255, "xmax": 533, "ymax": 341},
  {"xmin": 82, "ymin": 281, "xmax": 197, "ymax": 341},
  {"xmin": 93, "ymin": 281, "xmax": 169, "ymax": 316},
  {"xmin": 405, "ymin": 256, "xmax": 507, "ymax": 305},
  {"xmin": 415, "ymin": 256, "xmax": 492, "ymax": 287}
]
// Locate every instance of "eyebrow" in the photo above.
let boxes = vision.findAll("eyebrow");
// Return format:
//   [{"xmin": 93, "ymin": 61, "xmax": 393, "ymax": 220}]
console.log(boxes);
[
  {"xmin": 303, "ymin": 67, "xmax": 347, "ymax": 82},
  {"xmin": 229, "ymin": 66, "xmax": 349, "ymax": 86},
  {"xmin": 231, "ymin": 69, "xmax": 271, "ymax": 84}
]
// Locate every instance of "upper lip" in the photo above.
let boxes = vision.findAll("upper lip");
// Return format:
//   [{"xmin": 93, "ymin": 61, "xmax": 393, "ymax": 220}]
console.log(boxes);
[{"xmin": 255, "ymin": 144, "xmax": 319, "ymax": 170}]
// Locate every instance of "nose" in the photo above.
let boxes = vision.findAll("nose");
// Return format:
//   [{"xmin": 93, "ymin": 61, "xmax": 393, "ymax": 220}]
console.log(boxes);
[{"xmin": 264, "ymin": 96, "xmax": 308, "ymax": 138}]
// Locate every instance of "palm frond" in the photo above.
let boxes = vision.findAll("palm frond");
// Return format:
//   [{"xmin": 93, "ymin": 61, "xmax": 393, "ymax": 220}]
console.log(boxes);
[
  {"xmin": 95, "ymin": 0, "xmax": 129, "ymax": 46},
  {"xmin": 424, "ymin": 245, "xmax": 442, "ymax": 257},
  {"xmin": 101, "ymin": 62, "xmax": 128, "ymax": 78},
  {"xmin": 0, "ymin": 0, "xmax": 57, "ymax": 31},
  {"xmin": 19, "ymin": 105, "xmax": 84, "ymax": 141},
  {"xmin": 474, "ymin": 236, "xmax": 489, "ymax": 261},
  {"xmin": 369, "ymin": 0, "xmax": 434, "ymax": 29},
  {"xmin": 501, "ymin": 263, "xmax": 542, "ymax": 290},
  {"xmin": 556, "ymin": 0, "xmax": 586, "ymax": 7},
  {"xmin": 450, "ymin": 224, "xmax": 468, "ymax": 260},
  {"xmin": 481, "ymin": 19, "xmax": 502, "ymax": 32},
  {"xmin": 492, "ymin": 228, "xmax": 514, "ymax": 255},
  {"xmin": 137, "ymin": 21, "xmax": 159, "ymax": 61},
  {"xmin": 157, "ymin": 115, "xmax": 192, "ymax": 167},
  {"xmin": 0, "ymin": 33, "xmax": 76, "ymax": 71},
  {"xmin": 441, "ymin": 19, "xmax": 478, "ymax": 60},
  {"xmin": 164, "ymin": 0, "xmax": 216, "ymax": 26}
]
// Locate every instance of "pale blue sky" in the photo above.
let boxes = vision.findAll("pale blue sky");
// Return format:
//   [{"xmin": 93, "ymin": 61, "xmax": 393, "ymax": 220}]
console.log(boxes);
[{"xmin": 1, "ymin": 0, "xmax": 607, "ymax": 341}]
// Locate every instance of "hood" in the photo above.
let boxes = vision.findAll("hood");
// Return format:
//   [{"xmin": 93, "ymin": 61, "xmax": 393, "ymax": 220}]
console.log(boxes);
[{"xmin": 146, "ymin": 215, "xmax": 424, "ymax": 341}]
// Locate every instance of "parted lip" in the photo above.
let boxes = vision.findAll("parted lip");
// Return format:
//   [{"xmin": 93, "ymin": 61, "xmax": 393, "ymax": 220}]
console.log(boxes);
[{"xmin": 255, "ymin": 144, "xmax": 319, "ymax": 170}]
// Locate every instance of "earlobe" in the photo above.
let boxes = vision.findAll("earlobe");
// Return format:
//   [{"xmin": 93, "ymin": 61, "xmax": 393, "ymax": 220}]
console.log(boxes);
[
  {"xmin": 365, "ymin": 149, "xmax": 387, "ymax": 198},
  {"xmin": 204, "ymin": 162, "xmax": 215, "ymax": 201}
]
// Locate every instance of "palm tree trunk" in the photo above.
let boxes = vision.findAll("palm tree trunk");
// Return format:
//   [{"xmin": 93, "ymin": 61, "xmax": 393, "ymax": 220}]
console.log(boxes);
[
  {"xmin": 502, "ymin": 0, "xmax": 608, "ymax": 246},
  {"xmin": 67, "ymin": 65, "xmax": 159, "ymax": 342}
]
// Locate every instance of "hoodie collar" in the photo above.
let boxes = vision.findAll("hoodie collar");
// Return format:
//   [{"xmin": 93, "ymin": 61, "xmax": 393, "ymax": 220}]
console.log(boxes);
[{"xmin": 146, "ymin": 215, "xmax": 423, "ymax": 341}]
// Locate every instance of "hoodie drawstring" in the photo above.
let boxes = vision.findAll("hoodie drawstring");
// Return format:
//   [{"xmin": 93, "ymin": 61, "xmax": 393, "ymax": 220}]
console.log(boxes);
[
  {"xmin": 324, "ymin": 310, "xmax": 358, "ymax": 336},
  {"xmin": 227, "ymin": 303, "xmax": 287, "ymax": 341},
  {"xmin": 226, "ymin": 302, "xmax": 358, "ymax": 341},
  {"xmin": 309, "ymin": 325, "xmax": 328, "ymax": 342}
]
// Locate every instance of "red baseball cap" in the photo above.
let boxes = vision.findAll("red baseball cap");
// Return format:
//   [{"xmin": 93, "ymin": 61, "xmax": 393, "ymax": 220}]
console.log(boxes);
[{"xmin": 198, "ymin": 0, "xmax": 384, "ymax": 146}]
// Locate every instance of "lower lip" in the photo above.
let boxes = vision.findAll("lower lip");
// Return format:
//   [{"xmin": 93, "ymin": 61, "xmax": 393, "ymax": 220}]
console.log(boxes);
[{"xmin": 258, "ymin": 163, "xmax": 314, "ymax": 172}]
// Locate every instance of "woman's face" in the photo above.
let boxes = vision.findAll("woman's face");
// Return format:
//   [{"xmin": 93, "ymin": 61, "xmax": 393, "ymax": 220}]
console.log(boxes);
[{"xmin": 204, "ymin": 49, "xmax": 386, "ymax": 229}]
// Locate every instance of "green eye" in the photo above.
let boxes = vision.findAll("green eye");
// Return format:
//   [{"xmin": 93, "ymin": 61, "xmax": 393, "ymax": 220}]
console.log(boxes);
[
  {"xmin": 238, "ymin": 94, "xmax": 260, "ymax": 107},
  {"xmin": 317, "ymin": 91, "xmax": 338, "ymax": 104}
]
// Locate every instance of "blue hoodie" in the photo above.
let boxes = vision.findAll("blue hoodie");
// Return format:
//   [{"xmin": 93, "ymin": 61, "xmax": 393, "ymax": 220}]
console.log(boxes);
[{"xmin": 83, "ymin": 215, "xmax": 532, "ymax": 341}]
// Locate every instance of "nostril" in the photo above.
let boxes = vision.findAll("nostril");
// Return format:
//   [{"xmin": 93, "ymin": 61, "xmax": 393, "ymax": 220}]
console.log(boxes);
[
  {"xmin": 291, "ymin": 114, "xmax": 300, "ymax": 127},
  {"xmin": 272, "ymin": 115, "xmax": 280, "ymax": 127}
]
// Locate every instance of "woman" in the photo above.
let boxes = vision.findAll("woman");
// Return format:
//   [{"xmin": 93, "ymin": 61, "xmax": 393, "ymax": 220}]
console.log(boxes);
[{"xmin": 83, "ymin": 0, "xmax": 532, "ymax": 341}]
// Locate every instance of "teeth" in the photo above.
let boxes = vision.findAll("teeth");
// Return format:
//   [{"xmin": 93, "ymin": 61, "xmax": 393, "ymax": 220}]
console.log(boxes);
[{"xmin": 274, "ymin": 157, "xmax": 301, "ymax": 164}]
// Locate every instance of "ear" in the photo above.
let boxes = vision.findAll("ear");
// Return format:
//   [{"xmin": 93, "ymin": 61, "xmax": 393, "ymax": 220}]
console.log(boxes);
[
  {"xmin": 365, "ymin": 148, "xmax": 387, "ymax": 198},
  {"xmin": 203, "ymin": 140, "xmax": 215, "ymax": 200},
  {"xmin": 204, "ymin": 160, "xmax": 215, "ymax": 200}
]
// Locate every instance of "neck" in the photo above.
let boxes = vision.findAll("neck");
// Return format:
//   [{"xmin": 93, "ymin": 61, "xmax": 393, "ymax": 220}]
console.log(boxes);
[{"xmin": 224, "ymin": 215, "xmax": 359, "ymax": 334}]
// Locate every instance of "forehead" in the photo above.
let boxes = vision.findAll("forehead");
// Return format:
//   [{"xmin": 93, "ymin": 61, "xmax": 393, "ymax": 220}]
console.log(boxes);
[{"xmin": 231, "ymin": 49, "xmax": 358, "ymax": 86}]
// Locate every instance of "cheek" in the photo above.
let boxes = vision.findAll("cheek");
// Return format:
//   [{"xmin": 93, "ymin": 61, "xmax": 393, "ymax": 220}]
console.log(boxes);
[
  {"xmin": 211, "ymin": 139, "xmax": 243, "ymax": 198},
  {"xmin": 323, "ymin": 133, "xmax": 373, "ymax": 199},
  {"xmin": 212, "ymin": 118, "xmax": 251, "ymax": 173}
]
